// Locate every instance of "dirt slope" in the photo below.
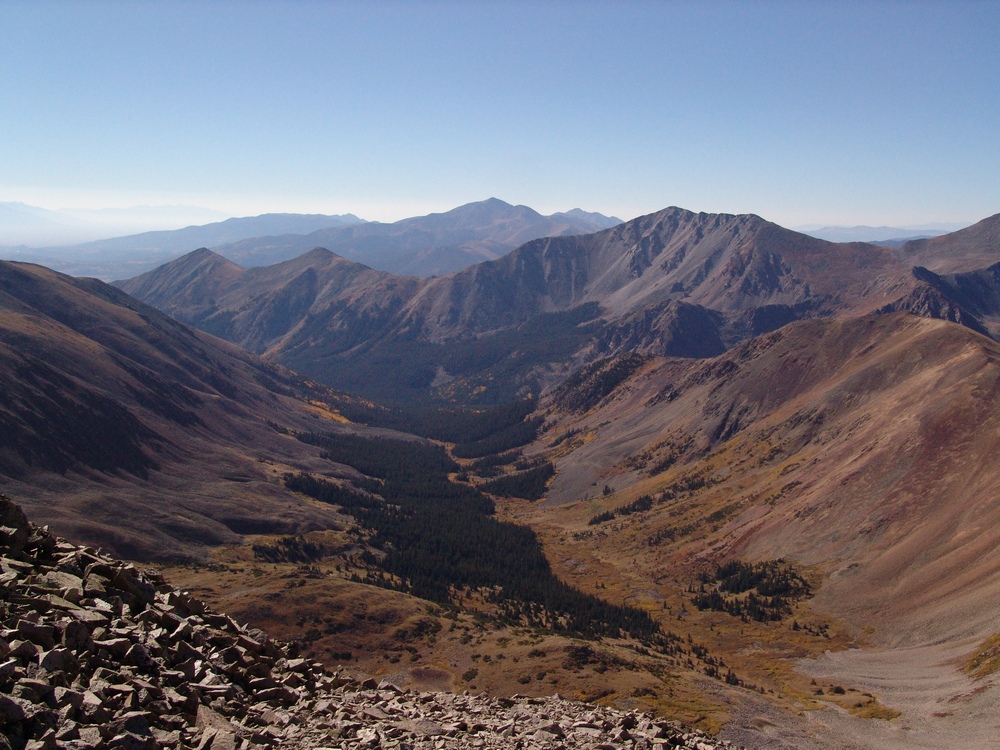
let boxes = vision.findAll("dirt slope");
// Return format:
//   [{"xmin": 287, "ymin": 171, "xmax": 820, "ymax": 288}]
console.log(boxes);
[{"xmin": 899, "ymin": 212, "xmax": 1000, "ymax": 274}]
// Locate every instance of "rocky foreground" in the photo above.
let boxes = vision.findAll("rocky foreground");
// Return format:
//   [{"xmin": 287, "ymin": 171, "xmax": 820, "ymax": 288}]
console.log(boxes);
[{"xmin": 0, "ymin": 495, "xmax": 740, "ymax": 749}]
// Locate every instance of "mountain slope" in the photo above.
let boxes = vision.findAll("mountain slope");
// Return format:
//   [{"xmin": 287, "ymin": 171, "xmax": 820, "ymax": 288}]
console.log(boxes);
[
  {"xmin": 0, "ymin": 260, "xmax": 380, "ymax": 560},
  {"xmin": 1, "ymin": 212, "xmax": 364, "ymax": 280},
  {"xmin": 542, "ymin": 313, "xmax": 1000, "ymax": 625},
  {"xmin": 119, "ymin": 206, "xmax": 956, "ymax": 403},
  {"xmin": 899, "ymin": 212, "xmax": 1000, "ymax": 274},
  {"xmin": 868, "ymin": 216, "xmax": 1000, "ymax": 337},
  {"xmin": 401, "ymin": 207, "xmax": 913, "ymax": 340},
  {"xmin": 549, "ymin": 314, "xmax": 1000, "ymax": 643},
  {"xmin": 119, "ymin": 247, "xmax": 425, "ymax": 359},
  {"xmin": 511, "ymin": 313, "xmax": 1000, "ymax": 746}
]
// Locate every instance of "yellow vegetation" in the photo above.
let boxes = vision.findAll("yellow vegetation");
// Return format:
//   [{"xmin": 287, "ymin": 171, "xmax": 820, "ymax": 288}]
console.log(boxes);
[
  {"xmin": 306, "ymin": 400, "xmax": 351, "ymax": 423},
  {"xmin": 851, "ymin": 702, "xmax": 901, "ymax": 720},
  {"xmin": 965, "ymin": 631, "xmax": 1000, "ymax": 679}
]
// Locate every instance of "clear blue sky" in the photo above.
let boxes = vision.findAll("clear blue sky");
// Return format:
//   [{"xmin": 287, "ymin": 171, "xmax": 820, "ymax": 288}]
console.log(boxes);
[{"xmin": 2, "ymin": 0, "xmax": 998, "ymax": 226}]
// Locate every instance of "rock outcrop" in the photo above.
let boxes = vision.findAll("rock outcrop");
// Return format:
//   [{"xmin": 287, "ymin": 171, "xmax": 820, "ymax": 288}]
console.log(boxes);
[{"xmin": 0, "ymin": 495, "xmax": 739, "ymax": 749}]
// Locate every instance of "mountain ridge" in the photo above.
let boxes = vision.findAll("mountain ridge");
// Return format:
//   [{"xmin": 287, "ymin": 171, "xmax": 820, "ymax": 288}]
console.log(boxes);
[
  {"xmin": 212, "ymin": 197, "xmax": 623, "ymax": 277},
  {"xmin": 115, "ymin": 206, "xmax": 1000, "ymax": 403},
  {"xmin": 2, "ymin": 198, "xmax": 622, "ymax": 281}
]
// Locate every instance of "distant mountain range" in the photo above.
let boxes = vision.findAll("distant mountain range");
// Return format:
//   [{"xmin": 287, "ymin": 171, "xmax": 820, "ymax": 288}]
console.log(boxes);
[
  {"xmin": 0, "ymin": 198, "xmax": 621, "ymax": 280},
  {"xmin": 797, "ymin": 221, "xmax": 970, "ymax": 243},
  {"xmin": 115, "ymin": 207, "xmax": 1000, "ymax": 403},
  {"xmin": 1, "ymin": 210, "xmax": 364, "ymax": 279},
  {"xmin": 211, "ymin": 198, "xmax": 622, "ymax": 277},
  {"xmin": 0, "ymin": 201, "xmax": 231, "ymax": 246}
]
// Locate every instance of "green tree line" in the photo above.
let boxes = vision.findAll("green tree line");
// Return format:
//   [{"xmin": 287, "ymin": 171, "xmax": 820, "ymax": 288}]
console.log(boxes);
[{"xmin": 287, "ymin": 432, "xmax": 664, "ymax": 641}]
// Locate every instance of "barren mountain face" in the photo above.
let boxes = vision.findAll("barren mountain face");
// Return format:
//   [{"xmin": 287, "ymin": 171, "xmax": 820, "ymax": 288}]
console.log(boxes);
[
  {"xmin": 507, "ymin": 313, "xmax": 1000, "ymax": 748},
  {"xmin": 116, "ymin": 209, "xmax": 1000, "ymax": 407},
  {"xmin": 540, "ymin": 314, "xmax": 1000, "ymax": 639}
]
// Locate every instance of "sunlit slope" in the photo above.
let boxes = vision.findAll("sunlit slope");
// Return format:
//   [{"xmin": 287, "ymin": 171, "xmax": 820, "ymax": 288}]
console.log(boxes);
[
  {"xmin": 900, "ymin": 212, "xmax": 1000, "ymax": 274},
  {"xmin": 540, "ymin": 313, "xmax": 1000, "ymax": 646}
]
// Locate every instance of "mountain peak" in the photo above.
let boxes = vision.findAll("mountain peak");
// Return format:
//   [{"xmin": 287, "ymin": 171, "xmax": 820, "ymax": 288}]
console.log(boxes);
[
  {"xmin": 301, "ymin": 246, "xmax": 337, "ymax": 260},
  {"xmin": 175, "ymin": 246, "xmax": 241, "ymax": 270},
  {"xmin": 556, "ymin": 208, "xmax": 624, "ymax": 226},
  {"xmin": 442, "ymin": 198, "xmax": 538, "ymax": 219}
]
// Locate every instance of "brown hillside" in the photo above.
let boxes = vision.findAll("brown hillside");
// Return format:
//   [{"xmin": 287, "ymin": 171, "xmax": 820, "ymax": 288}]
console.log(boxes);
[
  {"xmin": 0, "ymin": 260, "xmax": 394, "ymax": 561},
  {"xmin": 540, "ymin": 313, "xmax": 1000, "ymax": 640},
  {"xmin": 117, "ymin": 247, "xmax": 425, "ymax": 356},
  {"xmin": 508, "ymin": 313, "xmax": 1000, "ymax": 745},
  {"xmin": 899, "ymin": 212, "xmax": 1000, "ymax": 274},
  {"xmin": 114, "ymin": 207, "xmax": 944, "ymax": 401}
]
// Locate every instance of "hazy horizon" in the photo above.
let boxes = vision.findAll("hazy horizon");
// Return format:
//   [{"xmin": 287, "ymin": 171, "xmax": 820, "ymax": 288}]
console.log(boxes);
[
  {"xmin": 3, "ymin": 2, "xmax": 998, "ymax": 233},
  {"xmin": 1, "ymin": 197, "xmax": 980, "ymax": 250}
]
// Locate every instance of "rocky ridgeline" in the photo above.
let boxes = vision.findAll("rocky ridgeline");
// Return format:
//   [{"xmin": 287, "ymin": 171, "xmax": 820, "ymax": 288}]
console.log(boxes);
[{"xmin": 0, "ymin": 496, "xmax": 740, "ymax": 750}]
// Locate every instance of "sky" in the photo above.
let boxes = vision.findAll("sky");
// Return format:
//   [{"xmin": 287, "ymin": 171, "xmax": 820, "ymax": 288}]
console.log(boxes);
[{"xmin": 2, "ymin": 0, "xmax": 999, "ymax": 228}]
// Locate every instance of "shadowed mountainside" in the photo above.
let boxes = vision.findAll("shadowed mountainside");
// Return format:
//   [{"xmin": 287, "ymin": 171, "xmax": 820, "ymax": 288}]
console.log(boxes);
[
  {"xmin": 117, "ymin": 247, "xmax": 424, "ymax": 361},
  {"xmin": 0, "ymin": 260, "xmax": 396, "ymax": 561}
]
